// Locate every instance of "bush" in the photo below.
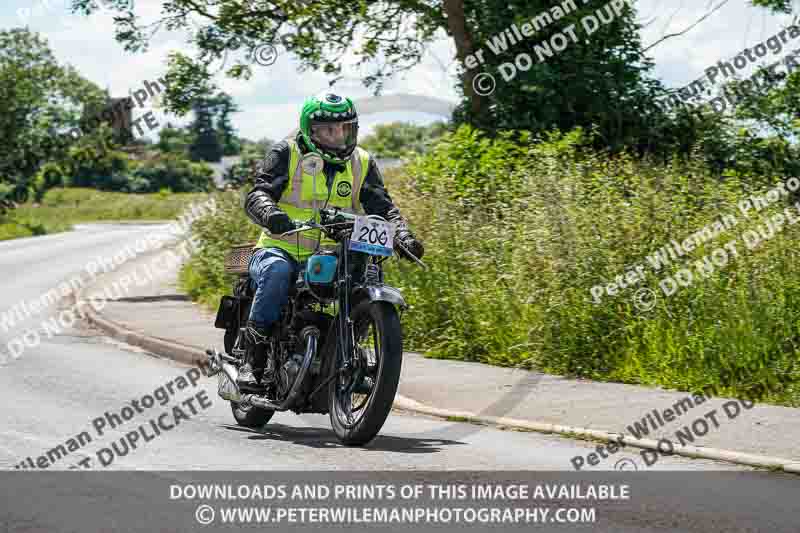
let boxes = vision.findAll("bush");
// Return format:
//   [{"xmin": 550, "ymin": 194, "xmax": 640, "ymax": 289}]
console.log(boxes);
[
  {"xmin": 179, "ymin": 190, "xmax": 261, "ymax": 307},
  {"xmin": 180, "ymin": 125, "xmax": 800, "ymax": 406},
  {"xmin": 387, "ymin": 125, "xmax": 800, "ymax": 405},
  {"xmin": 49, "ymin": 137, "xmax": 213, "ymax": 194},
  {"xmin": 31, "ymin": 162, "xmax": 67, "ymax": 202},
  {"xmin": 0, "ymin": 182, "xmax": 14, "ymax": 215},
  {"xmin": 223, "ymin": 147, "xmax": 262, "ymax": 189},
  {"xmin": 65, "ymin": 143, "xmax": 131, "ymax": 190},
  {"xmin": 360, "ymin": 121, "xmax": 448, "ymax": 159},
  {"xmin": 129, "ymin": 154, "xmax": 214, "ymax": 193}
]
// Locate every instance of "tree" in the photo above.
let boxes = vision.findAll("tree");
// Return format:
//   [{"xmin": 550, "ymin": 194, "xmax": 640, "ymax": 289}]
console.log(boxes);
[
  {"xmin": 71, "ymin": 0, "xmax": 442, "ymax": 114},
  {"xmin": 0, "ymin": 28, "xmax": 106, "ymax": 206},
  {"xmin": 157, "ymin": 123, "xmax": 193, "ymax": 155},
  {"xmin": 70, "ymin": 0, "xmax": 793, "ymax": 156},
  {"xmin": 225, "ymin": 137, "xmax": 274, "ymax": 189},
  {"xmin": 188, "ymin": 97, "xmax": 223, "ymax": 162},
  {"xmin": 215, "ymin": 92, "xmax": 241, "ymax": 156},
  {"xmin": 130, "ymin": 154, "xmax": 214, "ymax": 193},
  {"xmin": 72, "ymin": 0, "xmax": 789, "ymax": 113},
  {"xmin": 459, "ymin": 1, "xmax": 670, "ymax": 151},
  {"xmin": 749, "ymin": 0, "xmax": 793, "ymax": 14},
  {"xmin": 360, "ymin": 121, "xmax": 448, "ymax": 158},
  {"xmin": 64, "ymin": 139, "xmax": 131, "ymax": 191}
]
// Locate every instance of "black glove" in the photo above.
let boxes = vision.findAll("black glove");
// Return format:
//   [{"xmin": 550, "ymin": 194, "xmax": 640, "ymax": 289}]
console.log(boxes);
[
  {"xmin": 265, "ymin": 207, "xmax": 294, "ymax": 234},
  {"xmin": 395, "ymin": 229, "xmax": 424, "ymax": 261}
]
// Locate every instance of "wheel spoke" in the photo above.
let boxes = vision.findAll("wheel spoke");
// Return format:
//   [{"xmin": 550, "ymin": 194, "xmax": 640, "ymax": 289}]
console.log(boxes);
[
  {"xmin": 370, "ymin": 326, "xmax": 381, "ymax": 370},
  {"xmin": 328, "ymin": 302, "xmax": 402, "ymax": 445},
  {"xmin": 334, "ymin": 311, "xmax": 384, "ymax": 429}
]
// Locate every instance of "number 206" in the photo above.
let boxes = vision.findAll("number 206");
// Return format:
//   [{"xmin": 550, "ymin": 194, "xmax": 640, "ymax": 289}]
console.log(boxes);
[{"xmin": 358, "ymin": 227, "xmax": 388, "ymax": 246}]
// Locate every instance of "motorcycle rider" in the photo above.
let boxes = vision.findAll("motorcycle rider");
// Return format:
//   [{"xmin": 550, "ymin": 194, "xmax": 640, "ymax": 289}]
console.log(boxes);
[{"xmin": 239, "ymin": 92, "xmax": 424, "ymax": 391}]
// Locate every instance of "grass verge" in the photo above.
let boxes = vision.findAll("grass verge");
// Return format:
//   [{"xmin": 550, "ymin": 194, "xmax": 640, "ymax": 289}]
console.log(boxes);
[
  {"xmin": 178, "ymin": 127, "xmax": 800, "ymax": 407},
  {"xmin": 0, "ymin": 187, "xmax": 209, "ymax": 241}
]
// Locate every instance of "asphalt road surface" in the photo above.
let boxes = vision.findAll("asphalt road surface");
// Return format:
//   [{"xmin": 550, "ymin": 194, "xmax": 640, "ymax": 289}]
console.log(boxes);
[{"xmin": 0, "ymin": 224, "xmax": 797, "ymax": 532}]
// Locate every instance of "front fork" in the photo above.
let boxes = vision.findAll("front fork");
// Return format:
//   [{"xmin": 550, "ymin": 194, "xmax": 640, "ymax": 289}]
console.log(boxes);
[
  {"xmin": 335, "ymin": 240, "xmax": 377, "ymax": 398},
  {"xmin": 337, "ymin": 236, "xmax": 355, "ymax": 372}
]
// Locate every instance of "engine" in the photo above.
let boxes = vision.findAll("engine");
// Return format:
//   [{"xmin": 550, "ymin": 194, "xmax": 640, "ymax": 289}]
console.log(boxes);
[{"xmin": 276, "ymin": 351, "xmax": 305, "ymax": 400}]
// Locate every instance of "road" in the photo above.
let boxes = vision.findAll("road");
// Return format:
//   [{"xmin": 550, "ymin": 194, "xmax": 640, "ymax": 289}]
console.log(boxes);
[
  {"xmin": 0, "ymin": 224, "xmax": 798, "ymax": 532},
  {"xmin": 0, "ymin": 223, "xmax": 745, "ymax": 472}
]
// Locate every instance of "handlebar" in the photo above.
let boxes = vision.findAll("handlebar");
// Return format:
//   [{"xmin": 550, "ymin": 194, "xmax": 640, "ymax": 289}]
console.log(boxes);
[
  {"xmin": 320, "ymin": 207, "xmax": 357, "ymax": 222},
  {"xmin": 279, "ymin": 224, "xmax": 315, "ymax": 237},
  {"xmin": 279, "ymin": 208, "xmax": 355, "ymax": 237},
  {"xmin": 278, "ymin": 207, "xmax": 427, "ymax": 269}
]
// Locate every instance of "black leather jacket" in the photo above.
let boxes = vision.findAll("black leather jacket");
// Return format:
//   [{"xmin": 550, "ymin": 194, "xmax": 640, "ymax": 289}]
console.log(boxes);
[{"xmin": 244, "ymin": 133, "xmax": 411, "ymax": 234}]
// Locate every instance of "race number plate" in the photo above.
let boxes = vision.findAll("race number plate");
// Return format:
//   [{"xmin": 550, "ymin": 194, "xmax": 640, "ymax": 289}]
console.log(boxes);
[{"xmin": 349, "ymin": 216, "xmax": 396, "ymax": 257}]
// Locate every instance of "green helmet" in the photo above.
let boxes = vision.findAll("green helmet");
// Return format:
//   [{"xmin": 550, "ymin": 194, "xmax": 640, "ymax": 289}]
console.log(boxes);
[{"xmin": 299, "ymin": 92, "xmax": 359, "ymax": 164}]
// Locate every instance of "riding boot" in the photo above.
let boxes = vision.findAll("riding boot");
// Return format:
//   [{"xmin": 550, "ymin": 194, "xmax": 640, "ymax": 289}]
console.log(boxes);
[
  {"xmin": 251, "ymin": 325, "xmax": 277, "ymax": 386},
  {"xmin": 237, "ymin": 322, "xmax": 275, "ymax": 391}
]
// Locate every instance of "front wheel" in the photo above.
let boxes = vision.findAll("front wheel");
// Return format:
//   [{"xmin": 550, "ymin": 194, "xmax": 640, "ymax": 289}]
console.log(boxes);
[{"xmin": 328, "ymin": 301, "xmax": 403, "ymax": 446}]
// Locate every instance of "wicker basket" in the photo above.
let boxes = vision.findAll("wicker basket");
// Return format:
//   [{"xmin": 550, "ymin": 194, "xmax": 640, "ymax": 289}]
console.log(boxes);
[{"xmin": 224, "ymin": 243, "xmax": 257, "ymax": 275}]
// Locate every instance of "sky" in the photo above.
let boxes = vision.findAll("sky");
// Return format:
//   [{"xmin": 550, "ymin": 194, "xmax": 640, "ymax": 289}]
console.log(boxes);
[{"xmin": 1, "ymin": 0, "xmax": 798, "ymax": 142}]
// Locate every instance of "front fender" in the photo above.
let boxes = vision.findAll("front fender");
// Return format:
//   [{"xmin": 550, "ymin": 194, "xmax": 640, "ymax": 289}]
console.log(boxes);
[{"xmin": 352, "ymin": 284, "xmax": 407, "ymax": 310}]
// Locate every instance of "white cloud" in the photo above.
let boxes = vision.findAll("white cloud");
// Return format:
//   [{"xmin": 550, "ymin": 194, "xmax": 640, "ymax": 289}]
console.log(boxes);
[
  {"xmin": 1, "ymin": 0, "xmax": 796, "ymax": 141},
  {"xmin": 636, "ymin": 0, "xmax": 797, "ymax": 88}
]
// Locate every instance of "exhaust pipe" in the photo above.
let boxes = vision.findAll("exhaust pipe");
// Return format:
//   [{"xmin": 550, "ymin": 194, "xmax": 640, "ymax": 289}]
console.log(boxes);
[
  {"xmin": 212, "ymin": 327, "xmax": 320, "ymax": 410},
  {"xmin": 242, "ymin": 326, "xmax": 319, "ymax": 412},
  {"xmin": 219, "ymin": 363, "xmax": 243, "ymax": 403},
  {"xmin": 207, "ymin": 348, "xmax": 243, "ymax": 403}
]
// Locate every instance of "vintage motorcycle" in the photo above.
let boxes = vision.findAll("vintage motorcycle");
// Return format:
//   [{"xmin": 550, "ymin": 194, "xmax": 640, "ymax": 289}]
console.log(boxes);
[{"xmin": 206, "ymin": 157, "xmax": 424, "ymax": 446}]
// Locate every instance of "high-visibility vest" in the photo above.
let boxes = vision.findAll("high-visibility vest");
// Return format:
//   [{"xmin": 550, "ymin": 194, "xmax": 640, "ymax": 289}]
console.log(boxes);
[{"xmin": 255, "ymin": 140, "xmax": 370, "ymax": 261}]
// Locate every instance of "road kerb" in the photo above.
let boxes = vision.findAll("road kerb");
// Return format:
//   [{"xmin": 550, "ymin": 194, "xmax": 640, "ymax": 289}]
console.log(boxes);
[
  {"xmin": 392, "ymin": 396, "xmax": 800, "ymax": 474},
  {"xmin": 82, "ymin": 305, "xmax": 207, "ymax": 369},
  {"xmin": 73, "ymin": 263, "xmax": 800, "ymax": 475}
]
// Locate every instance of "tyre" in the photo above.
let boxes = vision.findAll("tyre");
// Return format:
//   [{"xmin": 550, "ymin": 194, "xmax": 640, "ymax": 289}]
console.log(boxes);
[
  {"xmin": 328, "ymin": 301, "xmax": 403, "ymax": 446},
  {"xmin": 230, "ymin": 401, "xmax": 274, "ymax": 428}
]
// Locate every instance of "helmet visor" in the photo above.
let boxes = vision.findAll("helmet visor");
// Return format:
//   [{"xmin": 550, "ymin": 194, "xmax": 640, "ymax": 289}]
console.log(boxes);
[{"xmin": 310, "ymin": 118, "xmax": 358, "ymax": 158}]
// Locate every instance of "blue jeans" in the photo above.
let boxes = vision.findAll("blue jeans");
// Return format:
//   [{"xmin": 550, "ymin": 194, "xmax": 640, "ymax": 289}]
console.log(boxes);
[{"xmin": 247, "ymin": 247, "xmax": 301, "ymax": 328}]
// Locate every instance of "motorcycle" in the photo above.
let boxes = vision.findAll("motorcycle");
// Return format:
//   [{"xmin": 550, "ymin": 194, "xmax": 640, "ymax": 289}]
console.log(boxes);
[{"xmin": 206, "ymin": 160, "xmax": 424, "ymax": 446}]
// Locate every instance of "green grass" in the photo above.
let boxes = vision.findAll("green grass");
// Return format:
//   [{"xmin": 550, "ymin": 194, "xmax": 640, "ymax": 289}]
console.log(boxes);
[
  {"xmin": 445, "ymin": 415, "xmax": 474, "ymax": 423},
  {"xmin": 0, "ymin": 187, "xmax": 209, "ymax": 241},
  {"xmin": 177, "ymin": 190, "xmax": 261, "ymax": 308},
  {"xmin": 383, "ymin": 128, "xmax": 800, "ymax": 407},
  {"xmin": 177, "ymin": 127, "xmax": 800, "ymax": 408},
  {"xmin": 0, "ymin": 219, "xmax": 56, "ymax": 240}
]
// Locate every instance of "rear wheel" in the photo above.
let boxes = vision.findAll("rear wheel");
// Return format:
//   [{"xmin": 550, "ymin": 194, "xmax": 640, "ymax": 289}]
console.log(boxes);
[
  {"xmin": 328, "ymin": 301, "xmax": 403, "ymax": 446},
  {"xmin": 229, "ymin": 330, "xmax": 275, "ymax": 428},
  {"xmin": 230, "ymin": 401, "xmax": 274, "ymax": 428}
]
